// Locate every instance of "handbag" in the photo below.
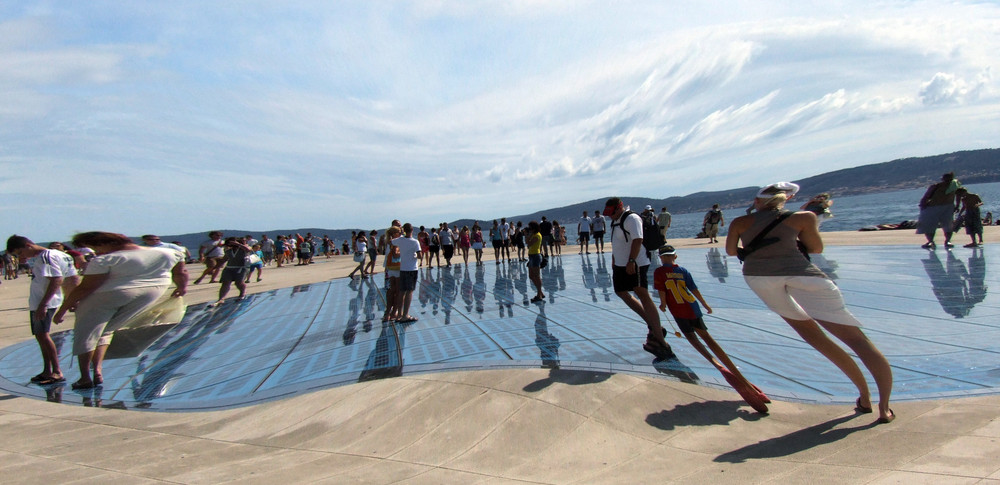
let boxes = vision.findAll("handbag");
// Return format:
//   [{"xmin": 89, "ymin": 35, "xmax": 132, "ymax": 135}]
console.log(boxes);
[
  {"xmin": 540, "ymin": 255, "xmax": 549, "ymax": 268},
  {"xmin": 353, "ymin": 251, "xmax": 366, "ymax": 263}
]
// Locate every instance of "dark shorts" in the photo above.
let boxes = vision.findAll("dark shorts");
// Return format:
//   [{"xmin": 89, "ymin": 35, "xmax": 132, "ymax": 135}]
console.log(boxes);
[
  {"xmin": 542, "ymin": 235, "xmax": 553, "ymax": 246},
  {"xmin": 220, "ymin": 267, "xmax": 248, "ymax": 283},
  {"xmin": 399, "ymin": 270, "xmax": 418, "ymax": 291},
  {"xmin": 492, "ymin": 240, "xmax": 502, "ymax": 248},
  {"xmin": 30, "ymin": 308, "xmax": 56, "ymax": 336},
  {"xmin": 527, "ymin": 253, "xmax": 542, "ymax": 268},
  {"xmin": 515, "ymin": 239, "xmax": 525, "ymax": 249},
  {"xmin": 612, "ymin": 264, "xmax": 649, "ymax": 293},
  {"xmin": 443, "ymin": 245, "xmax": 454, "ymax": 259},
  {"xmin": 593, "ymin": 230, "xmax": 605, "ymax": 240},
  {"xmin": 429, "ymin": 245, "xmax": 440, "ymax": 254},
  {"xmin": 673, "ymin": 316, "xmax": 707, "ymax": 334},
  {"xmin": 578, "ymin": 232, "xmax": 590, "ymax": 242}
]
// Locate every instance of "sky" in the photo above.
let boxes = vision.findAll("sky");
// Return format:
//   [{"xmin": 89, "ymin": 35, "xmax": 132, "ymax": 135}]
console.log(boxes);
[{"xmin": 2, "ymin": 1, "xmax": 999, "ymax": 242}]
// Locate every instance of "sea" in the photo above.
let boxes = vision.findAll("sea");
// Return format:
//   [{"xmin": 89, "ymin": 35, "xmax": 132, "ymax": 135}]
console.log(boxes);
[{"xmin": 566, "ymin": 181, "xmax": 1000, "ymax": 241}]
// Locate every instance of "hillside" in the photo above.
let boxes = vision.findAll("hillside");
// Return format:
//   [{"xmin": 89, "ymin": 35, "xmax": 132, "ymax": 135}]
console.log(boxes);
[
  {"xmin": 159, "ymin": 148, "xmax": 1000, "ymax": 247},
  {"xmin": 458, "ymin": 148, "xmax": 1000, "ymax": 226}
]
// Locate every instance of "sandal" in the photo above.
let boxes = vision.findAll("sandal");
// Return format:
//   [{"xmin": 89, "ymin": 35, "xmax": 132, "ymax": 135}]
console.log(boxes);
[
  {"xmin": 878, "ymin": 409, "xmax": 895, "ymax": 424},
  {"xmin": 71, "ymin": 380, "xmax": 95, "ymax": 390},
  {"xmin": 855, "ymin": 397, "xmax": 873, "ymax": 414}
]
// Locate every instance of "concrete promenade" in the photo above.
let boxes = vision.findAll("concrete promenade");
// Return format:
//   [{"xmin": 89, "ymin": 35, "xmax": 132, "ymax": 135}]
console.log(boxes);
[{"xmin": 1, "ymin": 228, "xmax": 998, "ymax": 484}]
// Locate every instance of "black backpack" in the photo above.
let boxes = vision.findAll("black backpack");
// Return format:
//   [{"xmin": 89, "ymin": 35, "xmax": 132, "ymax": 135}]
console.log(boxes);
[{"xmin": 640, "ymin": 212, "xmax": 664, "ymax": 251}]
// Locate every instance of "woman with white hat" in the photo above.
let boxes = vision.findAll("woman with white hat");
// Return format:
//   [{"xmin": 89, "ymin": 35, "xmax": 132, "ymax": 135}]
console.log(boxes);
[{"xmin": 726, "ymin": 182, "xmax": 894, "ymax": 423}]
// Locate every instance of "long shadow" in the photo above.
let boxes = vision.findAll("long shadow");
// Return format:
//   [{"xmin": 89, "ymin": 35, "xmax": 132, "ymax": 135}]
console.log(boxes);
[
  {"xmin": 714, "ymin": 413, "xmax": 877, "ymax": 463},
  {"xmin": 646, "ymin": 400, "xmax": 764, "ymax": 431},
  {"xmin": 523, "ymin": 368, "xmax": 613, "ymax": 393}
]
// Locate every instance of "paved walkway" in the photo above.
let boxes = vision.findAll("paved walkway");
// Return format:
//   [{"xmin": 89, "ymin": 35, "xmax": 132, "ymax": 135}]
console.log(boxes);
[{"xmin": 1, "ymin": 244, "xmax": 998, "ymax": 483}]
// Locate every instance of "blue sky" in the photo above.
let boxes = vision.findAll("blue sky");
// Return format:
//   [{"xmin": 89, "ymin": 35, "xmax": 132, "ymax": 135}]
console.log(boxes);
[{"xmin": 3, "ymin": 1, "xmax": 999, "ymax": 241}]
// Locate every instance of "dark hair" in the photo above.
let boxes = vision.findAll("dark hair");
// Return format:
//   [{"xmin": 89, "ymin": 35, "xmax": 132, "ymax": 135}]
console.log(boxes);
[
  {"xmin": 6, "ymin": 235, "xmax": 32, "ymax": 253},
  {"xmin": 605, "ymin": 197, "xmax": 622, "ymax": 207},
  {"xmin": 72, "ymin": 232, "xmax": 133, "ymax": 248},
  {"xmin": 528, "ymin": 221, "xmax": 540, "ymax": 233}
]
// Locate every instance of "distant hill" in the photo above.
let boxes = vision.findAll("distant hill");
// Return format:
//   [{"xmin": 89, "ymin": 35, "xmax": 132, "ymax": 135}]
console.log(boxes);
[
  {"xmin": 456, "ymin": 147, "xmax": 1000, "ymax": 226},
  {"xmin": 153, "ymin": 147, "xmax": 999, "ymax": 248}
]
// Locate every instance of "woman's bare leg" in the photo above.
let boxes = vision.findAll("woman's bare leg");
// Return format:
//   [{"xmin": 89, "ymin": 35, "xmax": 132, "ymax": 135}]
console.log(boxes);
[
  {"xmin": 818, "ymin": 320, "xmax": 893, "ymax": 421},
  {"xmin": 782, "ymin": 316, "xmax": 873, "ymax": 408}
]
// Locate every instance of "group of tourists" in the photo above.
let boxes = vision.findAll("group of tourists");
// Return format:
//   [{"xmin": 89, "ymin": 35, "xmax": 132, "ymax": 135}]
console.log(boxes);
[
  {"xmin": 917, "ymin": 172, "xmax": 987, "ymax": 249},
  {"xmin": 600, "ymin": 184, "xmax": 894, "ymax": 423},
  {"xmin": 37, "ymin": 174, "xmax": 1000, "ymax": 423}
]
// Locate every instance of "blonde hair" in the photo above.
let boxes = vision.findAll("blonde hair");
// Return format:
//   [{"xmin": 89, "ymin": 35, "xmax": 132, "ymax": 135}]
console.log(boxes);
[{"xmin": 756, "ymin": 192, "xmax": 788, "ymax": 211}]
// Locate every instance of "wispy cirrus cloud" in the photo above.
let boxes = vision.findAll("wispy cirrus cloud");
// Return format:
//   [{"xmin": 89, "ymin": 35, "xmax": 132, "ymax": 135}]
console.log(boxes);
[{"xmin": 1, "ymin": 1, "xmax": 998, "ymax": 239}]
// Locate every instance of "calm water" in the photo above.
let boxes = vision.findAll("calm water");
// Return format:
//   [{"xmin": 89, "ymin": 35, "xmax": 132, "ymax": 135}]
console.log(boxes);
[{"xmin": 564, "ymin": 181, "xmax": 1000, "ymax": 240}]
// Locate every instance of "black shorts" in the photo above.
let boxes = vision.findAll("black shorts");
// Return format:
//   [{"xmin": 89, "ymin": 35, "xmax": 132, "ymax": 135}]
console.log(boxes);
[
  {"xmin": 578, "ymin": 232, "xmax": 590, "ymax": 242},
  {"xmin": 672, "ymin": 316, "xmax": 707, "ymax": 334},
  {"xmin": 429, "ymin": 245, "xmax": 440, "ymax": 254},
  {"xmin": 612, "ymin": 264, "xmax": 649, "ymax": 293},
  {"xmin": 593, "ymin": 231, "xmax": 605, "ymax": 240},
  {"xmin": 527, "ymin": 253, "xmax": 542, "ymax": 268},
  {"xmin": 399, "ymin": 270, "xmax": 418, "ymax": 291},
  {"xmin": 30, "ymin": 308, "xmax": 55, "ymax": 336},
  {"xmin": 492, "ymin": 240, "xmax": 502, "ymax": 248}
]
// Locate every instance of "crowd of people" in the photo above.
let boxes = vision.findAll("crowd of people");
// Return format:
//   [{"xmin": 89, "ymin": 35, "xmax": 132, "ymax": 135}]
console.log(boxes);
[{"xmin": 13, "ymin": 175, "xmax": 1000, "ymax": 420}]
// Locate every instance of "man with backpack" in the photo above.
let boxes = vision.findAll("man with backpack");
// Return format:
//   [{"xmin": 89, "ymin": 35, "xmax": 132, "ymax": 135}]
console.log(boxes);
[
  {"xmin": 640, "ymin": 205, "xmax": 664, "ymax": 262},
  {"xmin": 604, "ymin": 198, "xmax": 676, "ymax": 361},
  {"xmin": 703, "ymin": 204, "xmax": 725, "ymax": 243}
]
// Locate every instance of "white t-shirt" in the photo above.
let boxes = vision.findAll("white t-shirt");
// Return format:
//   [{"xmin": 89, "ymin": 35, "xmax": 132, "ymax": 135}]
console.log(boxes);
[
  {"xmin": 438, "ymin": 229, "xmax": 453, "ymax": 245},
  {"xmin": 28, "ymin": 249, "xmax": 77, "ymax": 309},
  {"xmin": 84, "ymin": 248, "xmax": 183, "ymax": 293},
  {"xmin": 200, "ymin": 239, "xmax": 224, "ymax": 258},
  {"xmin": 392, "ymin": 236, "xmax": 421, "ymax": 271},
  {"xmin": 610, "ymin": 212, "xmax": 649, "ymax": 267},
  {"xmin": 578, "ymin": 216, "xmax": 592, "ymax": 233},
  {"xmin": 591, "ymin": 215, "xmax": 606, "ymax": 232},
  {"xmin": 500, "ymin": 222, "xmax": 510, "ymax": 240}
]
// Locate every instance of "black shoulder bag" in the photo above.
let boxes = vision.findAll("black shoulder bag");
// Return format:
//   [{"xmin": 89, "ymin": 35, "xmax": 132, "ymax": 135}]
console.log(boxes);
[{"xmin": 736, "ymin": 212, "xmax": 795, "ymax": 264}]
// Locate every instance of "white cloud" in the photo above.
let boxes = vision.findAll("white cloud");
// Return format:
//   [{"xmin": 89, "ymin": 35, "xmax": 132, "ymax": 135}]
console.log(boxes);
[
  {"xmin": 919, "ymin": 71, "xmax": 991, "ymax": 105},
  {"xmin": 2, "ymin": 1, "xmax": 1000, "ymax": 240}
]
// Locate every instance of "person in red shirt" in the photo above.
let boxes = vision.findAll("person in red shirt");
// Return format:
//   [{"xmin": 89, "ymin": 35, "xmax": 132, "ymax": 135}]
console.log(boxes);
[{"xmin": 654, "ymin": 244, "xmax": 768, "ymax": 412}]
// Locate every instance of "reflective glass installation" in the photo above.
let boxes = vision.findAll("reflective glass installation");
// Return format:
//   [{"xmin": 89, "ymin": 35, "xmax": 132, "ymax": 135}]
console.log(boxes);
[{"xmin": 0, "ymin": 245, "xmax": 996, "ymax": 410}]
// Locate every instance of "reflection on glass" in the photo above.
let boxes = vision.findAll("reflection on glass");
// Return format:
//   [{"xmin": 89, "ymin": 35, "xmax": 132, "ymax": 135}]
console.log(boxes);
[
  {"xmin": 921, "ymin": 250, "xmax": 987, "ymax": 318},
  {"xmin": 358, "ymin": 320, "xmax": 407, "ymax": 382},
  {"xmin": 705, "ymin": 248, "xmax": 729, "ymax": 283},
  {"xmin": 131, "ymin": 296, "xmax": 254, "ymax": 405},
  {"xmin": 595, "ymin": 252, "xmax": 612, "ymax": 301},
  {"xmin": 493, "ymin": 264, "xmax": 515, "ymax": 317},
  {"xmin": 581, "ymin": 253, "xmax": 598, "ymax": 302},
  {"xmin": 461, "ymin": 267, "xmax": 473, "ymax": 311},
  {"xmin": 474, "ymin": 264, "xmax": 486, "ymax": 315},
  {"xmin": 534, "ymin": 305, "xmax": 560, "ymax": 369}
]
